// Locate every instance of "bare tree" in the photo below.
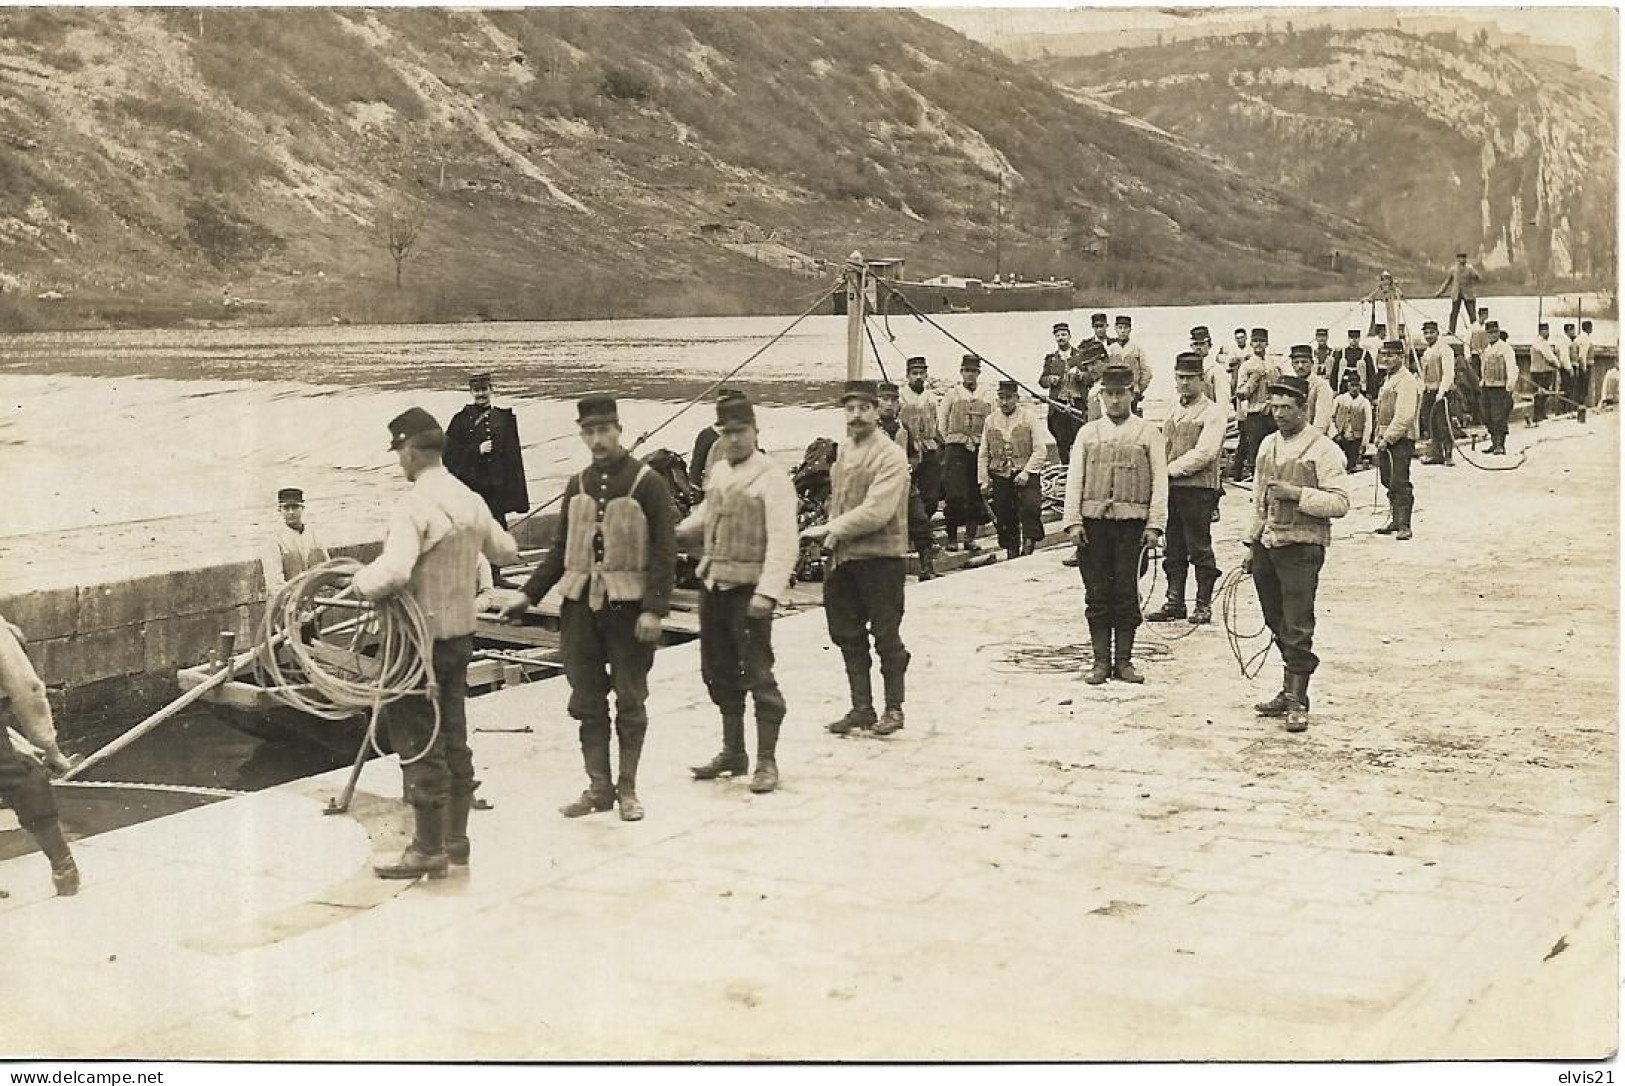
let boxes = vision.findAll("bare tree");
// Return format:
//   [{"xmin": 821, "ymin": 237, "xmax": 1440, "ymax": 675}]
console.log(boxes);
[{"xmin": 378, "ymin": 204, "xmax": 424, "ymax": 289}]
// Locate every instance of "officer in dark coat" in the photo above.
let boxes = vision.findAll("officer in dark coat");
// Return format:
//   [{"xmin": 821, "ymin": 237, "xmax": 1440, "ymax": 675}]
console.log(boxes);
[{"xmin": 445, "ymin": 372, "xmax": 529, "ymax": 583}]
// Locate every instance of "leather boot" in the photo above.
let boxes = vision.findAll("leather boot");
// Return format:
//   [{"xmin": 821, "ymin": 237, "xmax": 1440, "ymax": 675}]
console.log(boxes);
[
  {"xmin": 444, "ymin": 792, "xmax": 474, "ymax": 865},
  {"xmin": 828, "ymin": 662, "xmax": 876, "ymax": 734},
  {"xmin": 375, "ymin": 804, "xmax": 450, "ymax": 880},
  {"xmin": 750, "ymin": 718, "xmax": 780, "ymax": 793},
  {"xmin": 1254, "ymin": 668, "xmax": 1295, "ymax": 717},
  {"xmin": 1375, "ymin": 500, "xmax": 1399, "ymax": 534},
  {"xmin": 616, "ymin": 726, "xmax": 646, "ymax": 821},
  {"xmin": 29, "ymin": 818, "xmax": 79, "ymax": 897},
  {"xmin": 1190, "ymin": 569, "xmax": 1218, "ymax": 625},
  {"xmin": 692, "ymin": 713, "xmax": 749, "ymax": 779},
  {"xmin": 1396, "ymin": 500, "xmax": 1414, "ymax": 541},
  {"xmin": 916, "ymin": 545, "xmax": 938, "ymax": 581},
  {"xmin": 1145, "ymin": 599, "xmax": 1186, "ymax": 622},
  {"xmin": 1113, "ymin": 626, "xmax": 1145, "ymax": 684},
  {"xmin": 963, "ymin": 523, "xmax": 981, "ymax": 552},
  {"xmin": 1005, "ymin": 544, "xmax": 1020, "ymax": 561},
  {"xmin": 944, "ymin": 527, "xmax": 961, "ymax": 552},
  {"xmin": 1084, "ymin": 623, "xmax": 1113, "ymax": 685},
  {"xmin": 879, "ymin": 652, "xmax": 908, "ymax": 719},
  {"xmin": 1283, "ymin": 672, "xmax": 1312, "ymax": 733},
  {"xmin": 560, "ymin": 731, "xmax": 616, "ymax": 817}
]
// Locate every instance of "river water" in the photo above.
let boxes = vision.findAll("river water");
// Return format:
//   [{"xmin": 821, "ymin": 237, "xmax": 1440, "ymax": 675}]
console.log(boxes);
[{"xmin": 0, "ymin": 293, "xmax": 1611, "ymax": 549}]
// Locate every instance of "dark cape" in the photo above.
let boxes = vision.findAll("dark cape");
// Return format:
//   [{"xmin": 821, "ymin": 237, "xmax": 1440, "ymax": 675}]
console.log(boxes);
[{"xmin": 445, "ymin": 403, "xmax": 530, "ymax": 516}]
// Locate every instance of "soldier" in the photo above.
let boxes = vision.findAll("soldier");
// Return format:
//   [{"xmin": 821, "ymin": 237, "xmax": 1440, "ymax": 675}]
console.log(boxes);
[
  {"xmin": 1331, "ymin": 329, "xmax": 1379, "ymax": 403},
  {"xmin": 803, "ymin": 380, "xmax": 912, "ymax": 738},
  {"xmin": 1062, "ymin": 365, "xmax": 1167, "ymax": 685},
  {"xmin": 1435, "ymin": 252, "xmax": 1481, "ymax": 336},
  {"xmin": 502, "ymin": 395, "xmax": 677, "ymax": 822},
  {"xmin": 979, "ymin": 379, "xmax": 1047, "ymax": 561},
  {"xmin": 878, "ymin": 381, "xmax": 937, "ymax": 580},
  {"xmin": 355, "ymin": 407, "xmax": 521, "ymax": 877},
  {"xmin": 1114, "ymin": 316, "xmax": 1152, "ymax": 414},
  {"xmin": 678, "ymin": 395, "xmax": 797, "ymax": 794},
  {"xmin": 444, "ymin": 372, "xmax": 529, "ymax": 586},
  {"xmin": 689, "ymin": 388, "xmax": 746, "ymax": 492},
  {"xmin": 1373, "ymin": 341, "xmax": 1422, "ymax": 540},
  {"xmin": 1467, "ymin": 307, "xmax": 1492, "ymax": 376},
  {"xmin": 0, "ymin": 615, "xmax": 79, "ymax": 896},
  {"xmin": 1309, "ymin": 328, "xmax": 1336, "ymax": 377},
  {"xmin": 1477, "ymin": 320, "xmax": 1517, "ymax": 454},
  {"xmin": 1289, "ymin": 344, "xmax": 1336, "ymax": 434},
  {"xmin": 1232, "ymin": 328, "xmax": 1280, "ymax": 482},
  {"xmin": 1331, "ymin": 373, "xmax": 1373, "ymax": 472},
  {"xmin": 1575, "ymin": 320, "xmax": 1597, "ymax": 406},
  {"xmin": 899, "ymin": 356, "xmax": 945, "ymax": 546},
  {"xmin": 1243, "ymin": 374, "xmax": 1351, "ymax": 733},
  {"xmin": 1191, "ymin": 326, "xmax": 1232, "ymax": 422},
  {"xmin": 1418, "ymin": 321, "xmax": 1457, "ymax": 466},
  {"xmin": 1087, "ymin": 312, "xmax": 1113, "ymax": 356},
  {"xmin": 1038, "ymin": 321, "xmax": 1089, "ymax": 465},
  {"xmin": 936, "ymin": 354, "xmax": 995, "ymax": 552},
  {"xmin": 1530, "ymin": 324, "xmax": 1563, "ymax": 424},
  {"xmin": 261, "ymin": 487, "xmax": 330, "ymax": 594},
  {"xmin": 1148, "ymin": 353, "xmax": 1225, "ymax": 626}
]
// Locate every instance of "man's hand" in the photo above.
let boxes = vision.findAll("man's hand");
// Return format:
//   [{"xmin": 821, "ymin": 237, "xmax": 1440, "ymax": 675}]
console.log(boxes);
[
  {"xmin": 1140, "ymin": 527, "xmax": 1162, "ymax": 550},
  {"xmin": 41, "ymin": 744, "xmax": 73, "ymax": 777},
  {"xmin": 980, "ymin": 483, "xmax": 993, "ymax": 499},
  {"xmin": 1014, "ymin": 470, "xmax": 1030, "ymax": 487},
  {"xmin": 1267, "ymin": 481, "xmax": 1303, "ymax": 502},
  {"xmin": 635, "ymin": 612, "xmax": 664, "ymax": 644},
  {"xmin": 1067, "ymin": 524, "xmax": 1087, "ymax": 548},
  {"xmin": 747, "ymin": 594, "xmax": 775, "ymax": 620},
  {"xmin": 1241, "ymin": 542, "xmax": 1256, "ymax": 575},
  {"xmin": 479, "ymin": 439, "xmax": 494, "ymax": 455},
  {"xmin": 800, "ymin": 524, "xmax": 830, "ymax": 542},
  {"xmin": 497, "ymin": 594, "xmax": 534, "ymax": 623}
]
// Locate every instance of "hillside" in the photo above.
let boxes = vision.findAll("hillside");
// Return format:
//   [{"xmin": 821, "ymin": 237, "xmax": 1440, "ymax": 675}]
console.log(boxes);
[
  {"xmin": 1038, "ymin": 26, "xmax": 1616, "ymax": 287},
  {"xmin": 0, "ymin": 8, "xmax": 1408, "ymax": 332}
]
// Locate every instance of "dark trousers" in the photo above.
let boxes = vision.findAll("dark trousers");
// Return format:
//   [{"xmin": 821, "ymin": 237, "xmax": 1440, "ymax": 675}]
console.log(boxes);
[
  {"xmin": 1379, "ymin": 438, "xmax": 1414, "ymax": 505},
  {"xmin": 0, "ymin": 736, "xmax": 57, "ymax": 829},
  {"xmin": 1570, "ymin": 367, "xmax": 1590, "ymax": 409},
  {"xmin": 560, "ymin": 599, "xmax": 656, "ymax": 746},
  {"xmin": 905, "ymin": 485, "xmax": 932, "ymax": 551},
  {"xmin": 1532, "ymin": 371, "xmax": 1555, "ymax": 421},
  {"xmin": 989, "ymin": 473, "xmax": 1044, "ymax": 555},
  {"xmin": 1335, "ymin": 437, "xmax": 1362, "ymax": 472},
  {"xmin": 1447, "ymin": 295, "xmax": 1475, "ymax": 336},
  {"xmin": 1236, "ymin": 412, "xmax": 1276, "ymax": 479},
  {"xmin": 942, "ymin": 445, "xmax": 988, "ymax": 534},
  {"xmin": 914, "ymin": 447, "xmax": 944, "ymax": 525},
  {"xmin": 383, "ymin": 634, "xmax": 474, "ymax": 808},
  {"xmin": 699, "ymin": 585, "xmax": 786, "ymax": 726},
  {"xmin": 1482, "ymin": 388, "xmax": 1512, "ymax": 448},
  {"xmin": 823, "ymin": 557, "xmax": 909, "ymax": 710},
  {"xmin": 1047, "ymin": 408, "xmax": 1082, "ymax": 467},
  {"xmin": 1422, "ymin": 390, "xmax": 1453, "ymax": 461},
  {"xmin": 1163, "ymin": 488, "xmax": 1221, "ymax": 605},
  {"xmin": 1077, "ymin": 517, "xmax": 1144, "ymax": 630},
  {"xmin": 1250, "ymin": 542, "xmax": 1325, "ymax": 675}
]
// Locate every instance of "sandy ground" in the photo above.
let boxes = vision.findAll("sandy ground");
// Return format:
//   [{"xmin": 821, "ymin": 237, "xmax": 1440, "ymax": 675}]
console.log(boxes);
[{"xmin": 0, "ymin": 411, "xmax": 1615, "ymax": 1060}]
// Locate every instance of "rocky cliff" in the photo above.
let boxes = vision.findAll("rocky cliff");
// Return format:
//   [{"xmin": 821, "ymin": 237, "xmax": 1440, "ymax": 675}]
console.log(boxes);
[
  {"xmin": 1040, "ymin": 26, "xmax": 1616, "ymax": 285},
  {"xmin": 0, "ymin": 8, "xmax": 1406, "ymax": 330}
]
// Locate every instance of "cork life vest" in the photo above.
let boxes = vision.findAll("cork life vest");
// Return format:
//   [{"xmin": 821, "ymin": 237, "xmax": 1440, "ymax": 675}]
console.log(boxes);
[
  {"xmin": 277, "ymin": 526, "xmax": 325, "ymax": 584},
  {"xmin": 1480, "ymin": 344, "xmax": 1511, "ymax": 386},
  {"xmin": 1375, "ymin": 372, "xmax": 1413, "ymax": 435},
  {"xmin": 1333, "ymin": 397, "xmax": 1368, "ymax": 441},
  {"xmin": 1422, "ymin": 346, "xmax": 1447, "ymax": 387},
  {"xmin": 984, "ymin": 410, "xmax": 1035, "ymax": 477},
  {"xmin": 1243, "ymin": 357, "xmax": 1279, "ymax": 413},
  {"xmin": 1076, "ymin": 428, "xmax": 1153, "ymax": 520},
  {"xmin": 698, "ymin": 458, "xmax": 770, "ymax": 589},
  {"xmin": 899, "ymin": 392, "xmax": 941, "ymax": 446},
  {"xmin": 557, "ymin": 465, "xmax": 653, "ymax": 607},
  {"xmin": 1260, "ymin": 440, "xmax": 1332, "ymax": 547},
  {"xmin": 409, "ymin": 517, "xmax": 484, "ymax": 639},
  {"xmin": 943, "ymin": 387, "xmax": 993, "ymax": 444},
  {"xmin": 1164, "ymin": 412, "xmax": 1220, "ymax": 491}
]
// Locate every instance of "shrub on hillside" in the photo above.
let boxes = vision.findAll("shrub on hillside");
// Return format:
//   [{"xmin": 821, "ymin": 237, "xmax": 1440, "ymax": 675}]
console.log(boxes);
[
  {"xmin": 598, "ymin": 65, "xmax": 657, "ymax": 102},
  {"xmin": 184, "ymin": 201, "xmax": 284, "ymax": 268}
]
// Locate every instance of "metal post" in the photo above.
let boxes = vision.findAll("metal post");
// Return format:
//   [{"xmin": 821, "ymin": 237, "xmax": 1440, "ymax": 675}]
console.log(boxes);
[{"xmin": 845, "ymin": 251, "xmax": 866, "ymax": 382}]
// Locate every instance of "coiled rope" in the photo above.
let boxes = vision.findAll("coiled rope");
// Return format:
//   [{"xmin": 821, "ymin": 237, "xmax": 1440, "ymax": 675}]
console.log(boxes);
[
  {"xmin": 1215, "ymin": 564, "xmax": 1275, "ymax": 679},
  {"xmin": 256, "ymin": 558, "xmax": 439, "ymax": 762}
]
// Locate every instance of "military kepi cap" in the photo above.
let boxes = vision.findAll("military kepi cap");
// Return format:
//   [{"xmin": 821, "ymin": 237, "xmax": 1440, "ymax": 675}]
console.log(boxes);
[
  {"xmin": 1421, "ymin": 320, "xmax": 1439, "ymax": 331},
  {"xmin": 715, "ymin": 396, "xmax": 756, "ymax": 431},
  {"xmin": 877, "ymin": 381, "xmax": 901, "ymax": 395},
  {"xmin": 1289, "ymin": 344, "xmax": 1313, "ymax": 359},
  {"xmin": 468, "ymin": 371, "xmax": 493, "ymax": 389},
  {"xmin": 1314, "ymin": 328, "xmax": 1329, "ymax": 336},
  {"xmin": 1347, "ymin": 329, "xmax": 1362, "ymax": 338},
  {"xmin": 1173, "ymin": 352, "xmax": 1206, "ymax": 375},
  {"xmin": 277, "ymin": 487, "xmax": 304, "ymax": 505},
  {"xmin": 1190, "ymin": 326, "xmax": 1210, "ymax": 340},
  {"xmin": 1251, "ymin": 327, "xmax": 1270, "ymax": 341},
  {"xmin": 576, "ymin": 394, "xmax": 619, "ymax": 426},
  {"xmin": 1268, "ymin": 374, "xmax": 1310, "ymax": 400},
  {"xmin": 388, "ymin": 407, "xmax": 442, "ymax": 451},
  {"xmin": 960, "ymin": 353, "xmax": 982, "ymax": 370},
  {"xmin": 1380, "ymin": 339, "xmax": 1405, "ymax": 353},
  {"xmin": 1483, "ymin": 320, "xmax": 1500, "ymax": 331},
  {"xmin": 905, "ymin": 355, "xmax": 928, "ymax": 370},
  {"xmin": 841, "ymin": 379, "xmax": 880, "ymax": 405},
  {"xmin": 1091, "ymin": 312, "xmax": 1109, "ymax": 324},
  {"xmin": 1052, "ymin": 322, "xmax": 1069, "ymax": 333},
  {"xmin": 997, "ymin": 379, "xmax": 1020, "ymax": 393},
  {"xmin": 1098, "ymin": 365, "xmax": 1135, "ymax": 390}
]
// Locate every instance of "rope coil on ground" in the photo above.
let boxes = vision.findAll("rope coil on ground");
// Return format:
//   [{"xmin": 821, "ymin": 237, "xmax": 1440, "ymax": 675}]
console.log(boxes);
[
  {"xmin": 1215, "ymin": 564, "xmax": 1275, "ymax": 680},
  {"xmin": 256, "ymin": 558, "xmax": 440, "ymax": 762}
]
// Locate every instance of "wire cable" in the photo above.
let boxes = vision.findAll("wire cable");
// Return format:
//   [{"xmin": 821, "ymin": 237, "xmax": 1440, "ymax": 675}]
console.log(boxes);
[{"xmin": 1215, "ymin": 563, "xmax": 1275, "ymax": 679}]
